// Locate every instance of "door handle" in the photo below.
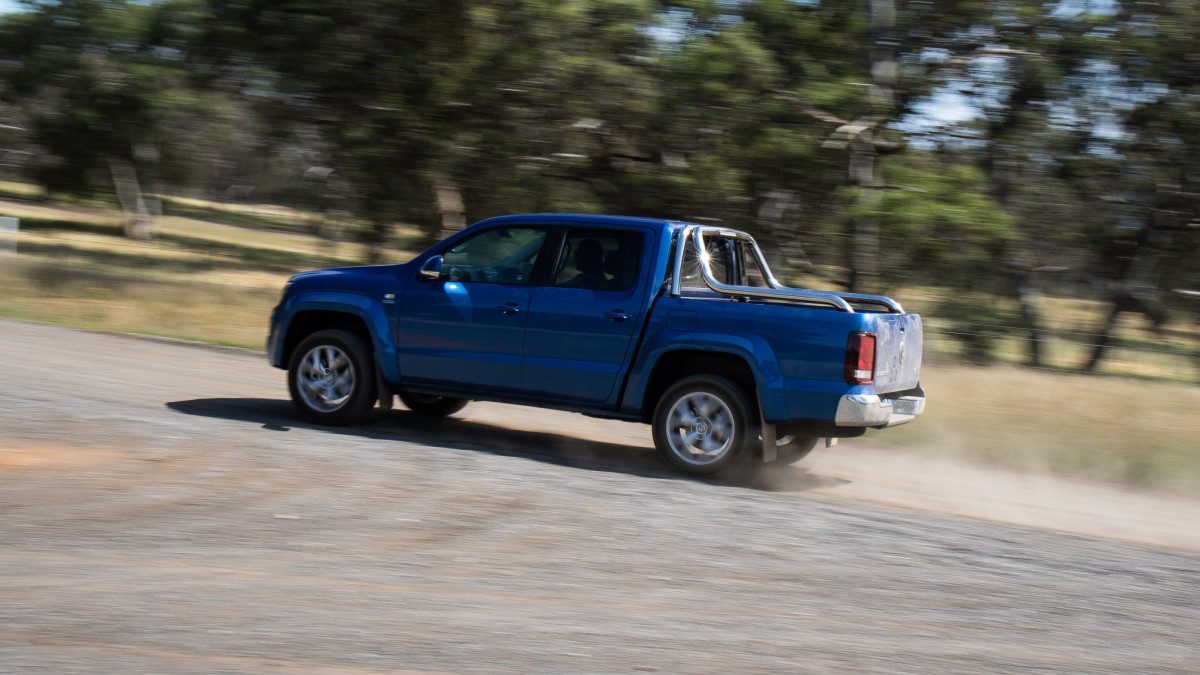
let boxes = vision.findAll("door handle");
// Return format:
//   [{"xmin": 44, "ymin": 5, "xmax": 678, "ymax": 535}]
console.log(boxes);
[
  {"xmin": 604, "ymin": 310, "xmax": 634, "ymax": 321},
  {"xmin": 497, "ymin": 303, "xmax": 524, "ymax": 315}
]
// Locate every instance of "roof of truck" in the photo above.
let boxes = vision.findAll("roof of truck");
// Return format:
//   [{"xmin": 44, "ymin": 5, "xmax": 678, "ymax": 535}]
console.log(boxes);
[{"xmin": 471, "ymin": 213, "xmax": 690, "ymax": 232}]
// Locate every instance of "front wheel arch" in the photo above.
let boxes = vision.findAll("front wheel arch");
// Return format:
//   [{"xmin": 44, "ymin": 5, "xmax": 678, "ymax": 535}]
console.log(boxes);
[{"xmin": 280, "ymin": 309, "xmax": 374, "ymax": 370}]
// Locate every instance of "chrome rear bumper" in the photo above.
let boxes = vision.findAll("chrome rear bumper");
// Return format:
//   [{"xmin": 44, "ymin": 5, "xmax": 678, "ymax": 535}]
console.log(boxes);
[{"xmin": 835, "ymin": 388, "xmax": 925, "ymax": 428}]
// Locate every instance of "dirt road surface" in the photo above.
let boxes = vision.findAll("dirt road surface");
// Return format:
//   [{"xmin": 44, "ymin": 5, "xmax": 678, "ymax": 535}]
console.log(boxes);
[{"xmin": 2, "ymin": 318, "xmax": 1198, "ymax": 673}]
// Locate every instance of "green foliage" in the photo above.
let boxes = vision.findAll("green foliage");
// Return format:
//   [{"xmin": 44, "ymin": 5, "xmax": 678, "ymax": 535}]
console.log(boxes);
[
  {"xmin": 0, "ymin": 0, "xmax": 230, "ymax": 196},
  {"xmin": 935, "ymin": 293, "xmax": 1023, "ymax": 364},
  {"xmin": 849, "ymin": 153, "xmax": 1016, "ymax": 288}
]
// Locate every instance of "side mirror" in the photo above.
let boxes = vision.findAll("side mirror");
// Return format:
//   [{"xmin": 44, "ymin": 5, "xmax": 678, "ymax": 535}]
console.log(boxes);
[{"xmin": 418, "ymin": 255, "xmax": 444, "ymax": 281}]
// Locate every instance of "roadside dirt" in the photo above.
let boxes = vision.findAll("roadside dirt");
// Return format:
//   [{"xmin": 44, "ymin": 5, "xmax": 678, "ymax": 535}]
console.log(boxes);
[
  {"xmin": 458, "ymin": 390, "xmax": 1200, "ymax": 554},
  {"xmin": 2, "ymin": 318, "xmax": 1198, "ymax": 673}
]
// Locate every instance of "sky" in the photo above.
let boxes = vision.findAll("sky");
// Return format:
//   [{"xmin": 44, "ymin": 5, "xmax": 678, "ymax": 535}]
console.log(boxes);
[{"xmin": 0, "ymin": 1, "xmax": 19, "ymax": 15}]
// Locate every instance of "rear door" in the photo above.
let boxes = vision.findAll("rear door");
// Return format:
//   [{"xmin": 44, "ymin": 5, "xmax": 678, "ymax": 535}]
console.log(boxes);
[{"xmin": 521, "ymin": 226, "xmax": 651, "ymax": 403}]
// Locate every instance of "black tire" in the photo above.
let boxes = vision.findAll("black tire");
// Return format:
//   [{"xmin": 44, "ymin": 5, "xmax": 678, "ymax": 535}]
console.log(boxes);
[
  {"xmin": 399, "ymin": 392, "xmax": 468, "ymax": 418},
  {"xmin": 287, "ymin": 329, "xmax": 377, "ymax": 425},
  {"xmin": 768, "ymin": 436, "xmax": 819, "ymax": 466},
  {"xmin": 652, "ymin": 375, "xmax": 757, "ymax": 477}
]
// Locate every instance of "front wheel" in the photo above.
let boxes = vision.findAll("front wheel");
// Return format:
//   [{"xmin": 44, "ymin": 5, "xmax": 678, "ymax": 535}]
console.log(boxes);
[
  {"xmin": 399, "ymin": 392, "xmax": 468, "ymax": 418},
  {"xmin": 288, "ymin": 329, "xmax": 376, "ymax": 425},
  {"xmin": 652, "ymin": 375, "xmax": 757, "ymax": 477}
]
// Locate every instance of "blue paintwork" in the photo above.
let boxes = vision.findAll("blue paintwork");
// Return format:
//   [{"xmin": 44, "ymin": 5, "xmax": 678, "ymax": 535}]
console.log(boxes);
[
  {"xmin": 396, "ymin": 278, "xmax": 531, "ymax": 393},
  {"xmin": 521, "ymin": 223, "xmax": 657, "ymax": 403},
  {"xmin": 268, "ymin": 263, "xmax": 408, "ymax": 386},
  {"xmin": 266, "ymin": 213, "xmax": 922, "ymax": 427}
]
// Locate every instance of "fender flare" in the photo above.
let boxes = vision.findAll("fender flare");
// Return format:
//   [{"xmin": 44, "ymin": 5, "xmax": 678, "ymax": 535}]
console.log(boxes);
[
  {"xmin": 276, "ymin": 291, "xmax": 400, "ymax": 385},
  {"xmin": 625, "ymin": 331, "xmax": 787, "ymax": 422}
]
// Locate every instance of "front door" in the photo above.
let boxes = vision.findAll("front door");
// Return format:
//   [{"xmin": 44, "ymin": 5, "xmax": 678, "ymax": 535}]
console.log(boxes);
[{"xmin": 397, "ymin": 226, "xmax": 549, "ymax": 393}]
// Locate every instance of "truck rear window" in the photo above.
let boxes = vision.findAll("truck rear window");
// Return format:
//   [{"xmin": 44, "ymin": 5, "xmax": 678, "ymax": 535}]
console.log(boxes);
[{"xmin": 678, "ymin": 235, "xmax": 771, "ymax": 289}]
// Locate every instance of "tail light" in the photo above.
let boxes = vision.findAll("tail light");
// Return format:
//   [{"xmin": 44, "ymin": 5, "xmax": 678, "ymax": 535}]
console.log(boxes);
[{"xmin": 845, "ymin": 332, "xmax": 877, "ymax": 385}]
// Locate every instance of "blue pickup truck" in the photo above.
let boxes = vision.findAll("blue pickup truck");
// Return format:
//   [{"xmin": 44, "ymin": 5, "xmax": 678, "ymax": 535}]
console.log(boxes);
[{"xmin": 268, "ymin": 214, "xmax": 924, "ymax": 476}]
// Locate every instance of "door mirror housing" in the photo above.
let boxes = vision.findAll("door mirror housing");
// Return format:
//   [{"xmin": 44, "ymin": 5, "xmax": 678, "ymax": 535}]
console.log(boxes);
[{"xmin": 418, "ymin": 255, "xmax": 444, "ymax": 280}]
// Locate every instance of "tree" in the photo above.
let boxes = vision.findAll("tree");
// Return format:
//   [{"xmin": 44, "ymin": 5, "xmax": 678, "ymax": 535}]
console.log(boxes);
[
  {"xmin": 0, "ymin": 0, "xmax": 223, "ymax": 237},
  {"xmin": 1079, "ymin": 0, "xmax": 1200, "ymax": 370}
]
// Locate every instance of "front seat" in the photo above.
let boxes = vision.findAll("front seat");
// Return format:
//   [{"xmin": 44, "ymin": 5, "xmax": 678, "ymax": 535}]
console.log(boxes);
[{"xmin": 566, "ymin": 238, "xmax": 607, "ymax": 288}]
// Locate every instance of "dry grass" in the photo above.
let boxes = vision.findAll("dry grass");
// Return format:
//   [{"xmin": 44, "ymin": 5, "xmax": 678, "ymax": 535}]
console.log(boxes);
[
  {"xmin": 0, "ymin": 180, "xmax": 47, "ymax": 199},
  {"xmin": 0, "ymin": 257, "xmax": 282, "ymax": 348},
  {"xmin": 161, "ymin": 193, "xmax": 308, "ymax": 218},
  {"xmin": 0, "ymin": 198, "xmax": 120, "ymax": 225},
  {"xmin": 158, "ymin": 215, "xmax": 373, "ymax": 260},
  {"xmin": 865, "ymin": 363, "xmax": 1200, "ymax": 495}
]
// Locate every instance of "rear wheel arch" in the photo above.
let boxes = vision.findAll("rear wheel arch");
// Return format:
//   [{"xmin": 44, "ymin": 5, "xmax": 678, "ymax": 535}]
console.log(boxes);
[{"xmin": 641, "ymin": 349, "xmax": 759, "ymax": 422}]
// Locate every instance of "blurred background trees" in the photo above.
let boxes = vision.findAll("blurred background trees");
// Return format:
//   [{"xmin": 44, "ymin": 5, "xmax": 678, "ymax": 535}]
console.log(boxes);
[{"xmin": 0, "ymin": 0, "xmax": 1197, "ymax": 369}]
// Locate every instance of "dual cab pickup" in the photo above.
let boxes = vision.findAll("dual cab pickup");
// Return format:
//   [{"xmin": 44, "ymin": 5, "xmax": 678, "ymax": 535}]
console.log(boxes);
[{"xmin": 268, "ymin": 214, "xmax": 925, "ymax": 476}]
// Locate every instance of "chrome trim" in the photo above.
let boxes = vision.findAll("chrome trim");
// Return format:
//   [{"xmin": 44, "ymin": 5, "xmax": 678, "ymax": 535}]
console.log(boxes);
[
  {"xmin": 835, "ymin": 291, "xmax": 904, "ymax": 314},
  {"xmin": 835, "ymin": 392, "xmax": 925, "ymax": 428},
  {"xmin": 670, "ymin": 227, "xmax": 687, "ymax": 297},
  {"xmin": 691, "ymin": 227, "xmax": 853, "ymax": 311},
  {"xmin": 663, "ymin": 390, "xmax": 738, "ymax": 466},
  {"xmin": 670, "ymin": 225, "xmax": 903, "ymax": 313}
]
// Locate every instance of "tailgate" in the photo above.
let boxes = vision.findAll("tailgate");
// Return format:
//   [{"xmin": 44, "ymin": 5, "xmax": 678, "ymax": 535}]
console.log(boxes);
[{"xmin": 872, "ymin": 313, "xmax": 923, "ymax": 394}]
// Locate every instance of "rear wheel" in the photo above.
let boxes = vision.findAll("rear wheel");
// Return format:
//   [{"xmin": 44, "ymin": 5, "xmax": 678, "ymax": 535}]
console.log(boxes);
[
  {"xmin": 769, "ymin": 435, "xmax": 819, "ymax": 466},
  {"xmin": 399, "ymin": 392, "xmax": 468, "ymax": 418},
  {"xmin": 652, "ymin": 375, "xmax": 756, "ymax": 477},
  {"xmin": 288, "ymin": 329, "xmax": 376, "ymax": 425}
]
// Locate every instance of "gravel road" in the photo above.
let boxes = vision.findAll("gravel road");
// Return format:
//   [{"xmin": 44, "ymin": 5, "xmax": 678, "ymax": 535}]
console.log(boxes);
[{"xmin": 1, "ymin": 318, "xmax": 1198, "ymax": 673}]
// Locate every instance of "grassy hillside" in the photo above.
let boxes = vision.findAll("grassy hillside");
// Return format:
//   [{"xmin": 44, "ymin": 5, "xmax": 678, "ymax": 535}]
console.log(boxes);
[
  {"xmin": 1, "ymin": 190, "xmax": 1197, "ymax": 496},
  {"xmin": 0, "ymin": 195, "xmax": 414, "ymax": 347}
]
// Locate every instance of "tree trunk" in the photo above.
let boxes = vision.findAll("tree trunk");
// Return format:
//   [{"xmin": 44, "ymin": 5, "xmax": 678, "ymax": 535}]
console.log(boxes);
[
  {"xmin": 987, "ymin": 143, "xmax": 1052, "ymax": 369},
  {"xmin": 868, "ymin": 0, "xmax": 897, "ymax": 108},
  {"xmin": 364, "ymin": 218, "xmax": 390, "ymax": 264},
  {"xmin": 1083, "ymin": 211, "xmax": 1169, "ymax": 372},
  {"xmin": 434, "ymin": 178, "xmax": 466, "ymax": 242},
  {"xmin": 108, "ymin": 158, "xmax": 156, "ymax": 240},
  {"xmin": 755, "ymin": 188, "xmax": 815, "ymax": 279},
  {"xmin": 1083, "ymin": 285, "xmax": 1167, "ymax": 372},
  {"xmin": 1008, "ymin": 263, "xmax": 1044, "ymax": 367},
  {"xmin": 848, "ymin": 133, "xmax": 881, "ymax": 294},
  {"xmin": 847, "ymin": 0, "xmax": 895, "ymax": 294},
  {"xmin": 1083, "ymin": 292, "xmax": 1124, "ymax": 373}
]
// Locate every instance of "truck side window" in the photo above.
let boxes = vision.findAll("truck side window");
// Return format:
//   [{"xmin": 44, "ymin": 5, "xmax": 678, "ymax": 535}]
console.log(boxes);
[
  {"xmin": 737, "ymin": 241, "xmax": 771, "ymax": 288},
  {"xmin": 440, "ymin": 227, "xmax": 547, "ymax": 285},
  {"xmin": 552, "ymin": 228, "xmax": 643, "ymax": 291},
  {"xmin": 680, "ymin": 235, "xmax": 734, "ymax": 288}
]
